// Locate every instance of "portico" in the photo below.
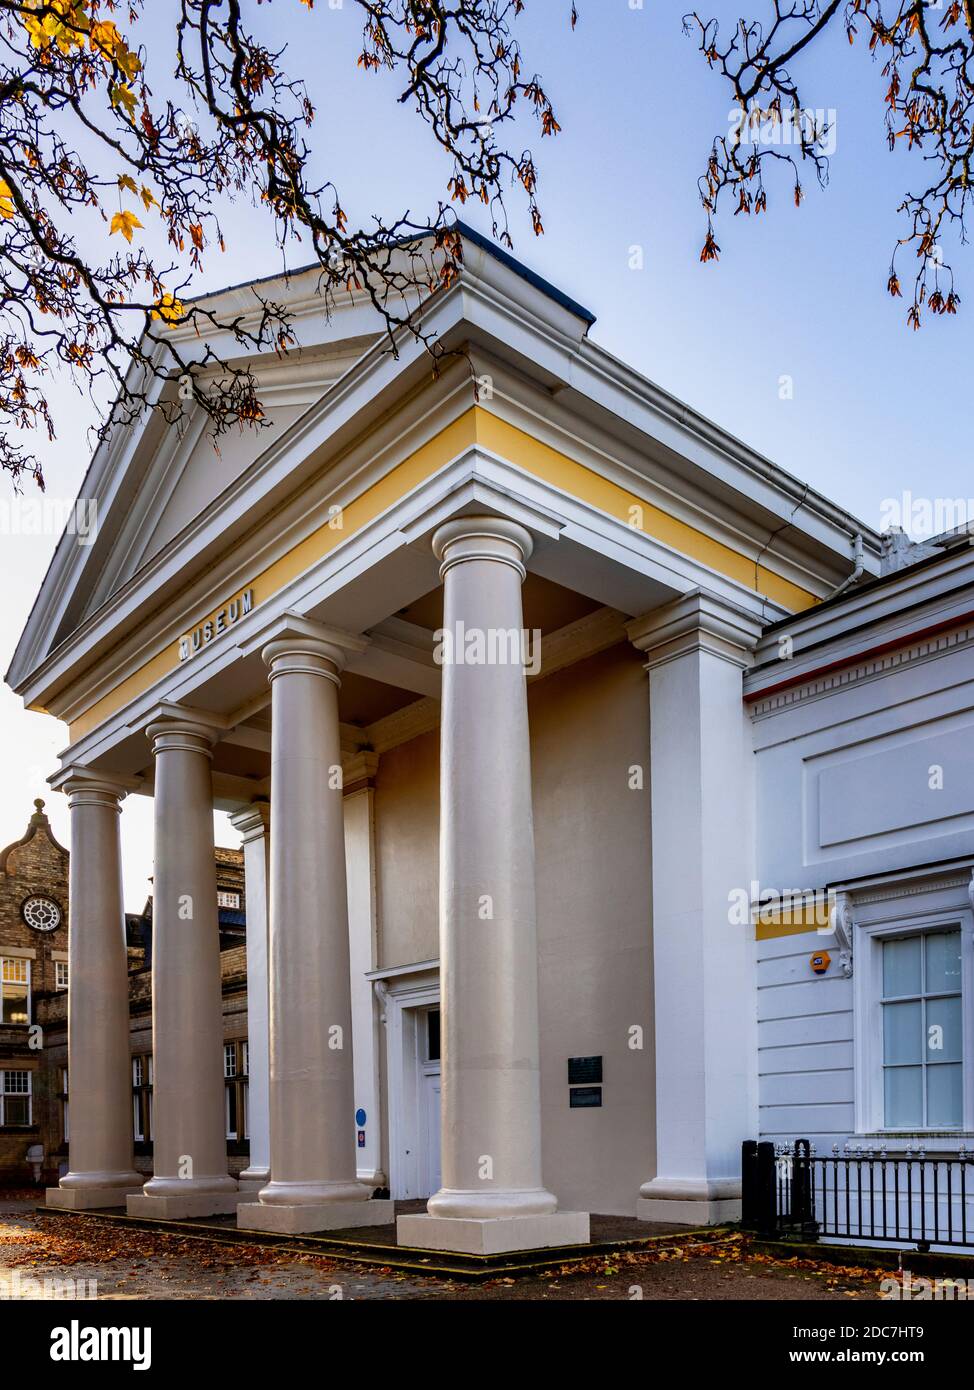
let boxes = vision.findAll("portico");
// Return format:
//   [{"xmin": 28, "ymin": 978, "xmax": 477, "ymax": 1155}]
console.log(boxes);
[{"xmin": 7, "ymin": 228, "xmax": 877, "ymax": 1248}]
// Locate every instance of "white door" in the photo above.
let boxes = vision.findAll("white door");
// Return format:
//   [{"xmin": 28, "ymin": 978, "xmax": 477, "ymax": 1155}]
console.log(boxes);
[
  {"xmin": 422, "ymin": 1069, "xmax": 442, "ymax": 1197},
  {"xmin": 389, "ymin": 995, "xmax": 441, "ymax": 1200}
]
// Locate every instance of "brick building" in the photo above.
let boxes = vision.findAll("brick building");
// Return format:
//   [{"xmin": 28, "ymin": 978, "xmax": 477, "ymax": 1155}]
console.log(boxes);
[
  {"xmin": 1, "ymin": 797, "xmax": 253, "ymax": 1186},
  {"xmin": 0, "ymin": 799, "xmax": 69, "ymax": 1184}
]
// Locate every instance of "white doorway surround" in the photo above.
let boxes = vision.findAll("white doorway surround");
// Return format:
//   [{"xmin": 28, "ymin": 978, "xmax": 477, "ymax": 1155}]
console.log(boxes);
[{"xmin": 372, "ymin": 964, "xmax": 440, "ymax": 1200}]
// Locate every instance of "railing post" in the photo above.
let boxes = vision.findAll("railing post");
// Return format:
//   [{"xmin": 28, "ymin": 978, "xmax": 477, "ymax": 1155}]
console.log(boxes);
[
  {"xmin": 792, "ymin": 1137, "xmax": 818, "ymax": 1237},
  {"xmin": 741, "ymin": 1140, "xmax": 758, "ymax": 1228},
  {"xmin": 757, "ymin": 1140, "xmax": 777, "ymax": 1236}
]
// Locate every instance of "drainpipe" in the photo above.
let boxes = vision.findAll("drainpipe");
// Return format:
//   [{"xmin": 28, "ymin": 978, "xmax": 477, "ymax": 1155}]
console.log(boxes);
[{"xmin": 825, "ymin": 533, "xmax": 864, "ymax": 600}]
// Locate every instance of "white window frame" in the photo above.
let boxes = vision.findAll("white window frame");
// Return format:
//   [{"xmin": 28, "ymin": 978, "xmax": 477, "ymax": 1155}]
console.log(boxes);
[
  {"xmin": 0, "ymin": 1069, "xmax": 32, "ymax": 1126},
  {"xmin": 55, "ymin": 961, "xmax": 69, "ymax": 991},
  {"xmin": 853, "ymin": 870, "xmax": 974, "ymax": 1142},
  {"xmin": 132, "ymin": 1055, "xmax": 151, "ymax": 1142},
  {"xmin": 217, "ymin": 891, "xmax": 240, "ymax": 909}
]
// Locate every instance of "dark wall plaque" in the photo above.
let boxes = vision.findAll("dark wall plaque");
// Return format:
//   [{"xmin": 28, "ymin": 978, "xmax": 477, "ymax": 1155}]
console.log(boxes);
[
  {"xmin": 569, "ymin": 1086, "xmax": 602, "ymax": 1108},
  {"xmin": 568, "ymin": 1055, "xmax": 603, "ymax": 1085}
]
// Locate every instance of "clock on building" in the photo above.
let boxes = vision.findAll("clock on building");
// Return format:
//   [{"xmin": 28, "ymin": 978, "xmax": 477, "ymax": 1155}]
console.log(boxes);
[{"xmin": 21, "ymin": 894, "xmax": 62, "ymax": 933}]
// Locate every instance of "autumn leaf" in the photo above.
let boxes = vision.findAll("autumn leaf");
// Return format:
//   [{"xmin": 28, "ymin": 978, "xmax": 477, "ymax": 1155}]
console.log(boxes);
[
  {"xmin": 117, "ymin": 174, "xmax": 138, "ymax": 196},
  {"xmin": 110, "ymin": 84, "xmax": 138, "ymax": 120},
  {"xmin": 114, "ymin": 42, "xmax": 142, "ymax": 83},
  {"xmin": 151, "ymin": 293, "xmax": 184, "ymax": 325},
  {"xmin": 0, "ymin": 180, "xmax": 15, "ymax": 221},
  {"xmin": 110, "ymin": 210, "xmax": 143, "ymax": 243},
  {"xmin": 90, "ymin": 20, "xmax": 123, "ymax": 57},
  {"xmin": 140, "ymin": 185, "xmax": 157, "ymax": 211},
  {"xmin": 699, "ymin": 229, "xmax": 721, "ymax": 263}
]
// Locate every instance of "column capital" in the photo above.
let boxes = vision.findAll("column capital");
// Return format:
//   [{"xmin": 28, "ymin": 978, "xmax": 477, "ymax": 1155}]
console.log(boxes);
[
  {"xmin": 256, "ymin": 615, "xmax": 369, "ymax": 683},
  {"xmin": 146, "ymin": 718, "xmax": 221, "ymax": 760},
  {"xmin": 626, "ymin": 590, "xmax": 764, "ymax": 672},
  {"xmin": 432, "ymin": 515, "xmax": 533, "ymax": 580},
  {"xmin": 229, "ymin": 800, "xmax": 271, "ymax": 843},
  {"xmin": 48, "ymin": 764, "xmax": 142, "ymax": 807},
  {"xmin": 143, "ymin": 701, "xmax": 228, "ymax": 759}
]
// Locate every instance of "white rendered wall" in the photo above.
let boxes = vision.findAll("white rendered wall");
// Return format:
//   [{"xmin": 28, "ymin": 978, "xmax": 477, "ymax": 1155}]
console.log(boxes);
[{"xmin": 751, "ymin": 640, "xmax": 974, "ymax": 892}]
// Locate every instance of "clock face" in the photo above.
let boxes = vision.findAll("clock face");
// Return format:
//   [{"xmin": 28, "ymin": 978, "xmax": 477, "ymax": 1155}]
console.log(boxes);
[{"xmin": 21, "ymin": 894, "xmax": 62, "ymax": 933}]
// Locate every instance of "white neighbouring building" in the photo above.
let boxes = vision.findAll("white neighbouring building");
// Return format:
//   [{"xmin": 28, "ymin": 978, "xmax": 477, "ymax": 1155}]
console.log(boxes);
[{"xmin": 6, "ymin": 227, "xmax": 973, "ymax": 1254}]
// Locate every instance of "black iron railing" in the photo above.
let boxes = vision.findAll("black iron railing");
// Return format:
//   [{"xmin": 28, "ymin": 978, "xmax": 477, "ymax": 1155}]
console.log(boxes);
[{"xmin": 743, "ymin": 1138, "xmax": 974, "ymax": 1251}]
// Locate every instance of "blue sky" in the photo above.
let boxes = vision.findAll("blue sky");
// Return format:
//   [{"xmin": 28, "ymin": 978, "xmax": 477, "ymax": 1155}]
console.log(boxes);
[{"xmin": 1, "ymin": 0, "xmax": 970, "ymax": 904}]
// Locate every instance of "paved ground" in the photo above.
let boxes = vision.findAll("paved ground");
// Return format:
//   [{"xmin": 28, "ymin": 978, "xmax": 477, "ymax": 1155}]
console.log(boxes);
[{"xmin": 0, "ymin": 1193, "xmax": 900, "ymax": 1300}]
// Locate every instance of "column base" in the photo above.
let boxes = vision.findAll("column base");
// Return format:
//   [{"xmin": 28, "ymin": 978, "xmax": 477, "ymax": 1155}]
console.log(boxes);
[
  {"xmin": 238, "ymin": 1165, "xmax": 270, "ymax": 1180},
  {"xmin": 46, "ymin": 1186, "xmax": 143, "ymax": 1211},
  {"xmin": 236, "ymin": 1199, "xmax": 395, "ymax": 1234},
  {"xmin": 236, "ymin": 1168, "xmax": 270, "ymax": 1192},
  {"xmin": 397, "ymin": 1211, "xmax": 590, "ymax": 1255},
  {"xmin": 636, "ymin": 1195, "xmax": 740, "ymax": 1224},
  {"xmin": 636, "ymin": 1177, "xmax": 741, "ymax": 1226},
  {"xmin": 126, "ymin": 1191, "xmax": 242, "ymax": 1220}
]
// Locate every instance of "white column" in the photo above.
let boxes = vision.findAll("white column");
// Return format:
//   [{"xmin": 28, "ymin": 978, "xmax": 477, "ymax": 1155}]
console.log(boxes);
[
  {"xmin": 128, "ymin": 715, "xmax": 238, "ymax": 1219},
  {"xmin": 237, "ymin": 622, "xmax": 393, "ymax": 1234},
  {"xmin": 397, "ymin": 515, "xmax": 588, "ymax": 1256},
  {"xmin": 628, "ymin": 590, "xmax": 762, "ymax": 1225},
  {"xmin": 46, "ymin": 768, "xmax": 142, "ymax": 1210},
  {"xmin": 229, "ymin": 801, "xmax": 271, "ymax": 1187}
]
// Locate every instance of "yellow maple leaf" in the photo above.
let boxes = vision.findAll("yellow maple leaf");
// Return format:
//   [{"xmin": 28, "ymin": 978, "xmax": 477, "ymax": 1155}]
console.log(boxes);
[
  {"xmin": 151, "ymin": 293, "xmax": 184, "ymax": 326},
  {"xmin": 90, "ymin": 20, "xmax": 122, "ymax": 57},
  {"xmin": 110, "ymin": 83, "xmax": 137, "ymax": 120},
  {"xmin": 0, "ymin": 180, "xmax": 15, "ymax": 221},
  {"xmin": 117, "ymin": 174, "xmax": 138, "ymax": 195},
  {"xmin": 140, "ymin": 185, "xmax": 158, "ymax": 211},
  {"xmin": 114, "ymin": 42, "xmax": 142, "ymax": 82},
  {"xmin": 109, "ymin": 209, "xmax": 143, "ymax": 243}
]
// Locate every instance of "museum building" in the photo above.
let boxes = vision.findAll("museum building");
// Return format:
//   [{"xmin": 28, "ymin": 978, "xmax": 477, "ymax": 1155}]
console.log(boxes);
[{"xmin": 6, "ymin": 227, "xmax": 973, "ymax": 1254}]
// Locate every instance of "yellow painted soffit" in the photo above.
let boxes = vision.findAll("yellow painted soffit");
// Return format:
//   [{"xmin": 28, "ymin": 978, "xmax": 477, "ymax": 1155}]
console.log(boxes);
[{"xmin": 61, "ymin": 406, "xmax": 817, "ymax": 741}]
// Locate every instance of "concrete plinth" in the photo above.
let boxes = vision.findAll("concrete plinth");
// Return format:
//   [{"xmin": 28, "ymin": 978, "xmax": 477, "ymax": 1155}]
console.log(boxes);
[
  {"xmin": 397, "ymin": 1211, "xmax": 590, "ymax": 1255},
  {"xmin": 235, "ymin": 1177, "xmax": 266, "ymax": 1193},
  {"xmin": 46, "ymin": 1186, "xmax": 142, "ymax": 1211},
  {"xmin": 636, "ymin": 1196, "xmax": 740, "ymax": 1225},
  {"xmin": 126, "ymin": 1192, "xmax": 241, "ymax": 1220},
  {"xmin": 236, "ymin": 1199, "xmax": 395, "ymax": 1234}
]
